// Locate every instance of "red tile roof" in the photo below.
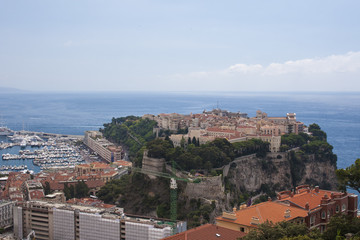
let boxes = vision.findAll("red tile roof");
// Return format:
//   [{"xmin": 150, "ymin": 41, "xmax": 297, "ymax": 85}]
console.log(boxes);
[
  {"xmin": 279, "ymin": 188, "xmax": 346, "ymax": 210},
  {"xmin": 216, "ymin": 201, "xmax": 308, "ymax": 228},
  {"xmin": 48, "ymin": 181, "xmax": 65, "ymax": 190},
  {"xmin": 162, "ymin": 224, "xmax": 246, "ymax": 240},
  {"xmin": 101, "ymin": 170, "xmax": 118, "ymax": 177},
  {"xmin": 91, "ymin": 162, "xmax": 111, "ymax": 168},
  {"xmin": 86, "ymin": 180, "xmax": 105, "ymax": 188}
]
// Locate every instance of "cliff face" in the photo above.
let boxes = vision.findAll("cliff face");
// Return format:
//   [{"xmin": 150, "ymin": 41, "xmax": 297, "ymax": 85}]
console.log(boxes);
[
  {"xmin": 225, "ymin": 151, "xmax": 337, "ymax": 196},
  {"xmin": 296, "ymin": 154, "xmax": 337, "ymax": 190},
  {"xmin": 225, "ymin": 153, "xmax": 293, "ymax": 193},
  {"xmin": 183, "ymin": 150, "xmax": 337, "ymax": 212},
  {"xmin": 119, "ymin": 150, "xmax": 337, "ymax": 226}
]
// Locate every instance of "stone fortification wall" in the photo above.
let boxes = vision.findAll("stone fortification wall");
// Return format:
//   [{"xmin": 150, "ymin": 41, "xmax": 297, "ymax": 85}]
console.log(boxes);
[{"xmin": 142, "ymin": 150, "xmax": 165, "ymax": 173}]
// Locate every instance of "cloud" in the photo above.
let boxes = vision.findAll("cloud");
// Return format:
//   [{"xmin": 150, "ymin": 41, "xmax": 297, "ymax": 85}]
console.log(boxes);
[
  {"xmin": 263, "ymin": 52, "xmax": 360, "ymax": 75},
  {"xmin": 161, "ymin": 51, "xmax": 360, "ymax": 91},
  {"xmin": 221, "ymin": 51, "xmax": 360, "ymax": 76},
  {"xmin": 226, "ymin": 64, "xmax": 263, "ymax": 74}
]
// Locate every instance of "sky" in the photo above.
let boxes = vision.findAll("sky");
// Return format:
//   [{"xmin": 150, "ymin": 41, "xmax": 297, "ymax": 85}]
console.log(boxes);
[{"xmin": 1, "ymin": 0, "xmax": 360, "ymax": 92}]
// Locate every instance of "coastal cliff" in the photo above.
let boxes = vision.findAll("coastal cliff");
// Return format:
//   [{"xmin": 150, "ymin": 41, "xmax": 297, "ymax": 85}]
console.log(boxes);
[
  {"xmin": 99, "ymin": 118, "xmax": 338, "ymax": 227},
  {"xmin": 183, "ymin": 150, "xmax": 337, "ymax": 213}
]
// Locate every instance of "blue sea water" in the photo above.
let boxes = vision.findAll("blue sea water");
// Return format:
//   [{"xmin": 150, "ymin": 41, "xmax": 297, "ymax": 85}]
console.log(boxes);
[{"xmin": 0, "ymin": 91, "xmax": 359, "ymax": 171}]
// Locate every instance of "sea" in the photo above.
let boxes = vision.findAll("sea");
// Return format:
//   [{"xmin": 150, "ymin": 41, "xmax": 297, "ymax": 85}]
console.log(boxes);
[{"xmin": 0, "ymin": 91, "xmax": 359, "ymax": 173}]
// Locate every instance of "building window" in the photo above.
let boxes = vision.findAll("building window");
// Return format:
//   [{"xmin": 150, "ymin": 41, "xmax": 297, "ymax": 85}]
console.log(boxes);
[
  {"xmin": 321, "ymin": 211, "xmax": 326, "ymax": 219},
  {"xmin": 336, "ymin": 205, "xmax": 340, "ymax": 213},
  {"xmin": 342, "ymin": 204, "xmax": 346, "ymax": 212},
  {"xmin": 327, "ymin": 210, "xmax": 330, "ymax": 219},
  {"xmin": 310, "ymin": 216, "xmax": 315, "ymax": 226},
  {"xmin": 240, "ymin": 227, "xmax": 245, "ymax": 232}
]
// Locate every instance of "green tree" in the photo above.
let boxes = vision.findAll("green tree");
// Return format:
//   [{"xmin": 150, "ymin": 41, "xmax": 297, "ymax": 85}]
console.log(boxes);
[
  {"xmin": 204, "ymin": 161, "xmax": 212, "ymax": 173},
  {"xmin": 180, "ymin": 137, "xmax": 186, "ymax": 149},
  {"xmin": 308, "ymin": 123, "xmax": 327, "ymax": 141},
  {"xmin": 336, "ymin": 159, "xmax": 360, "ymax": 193},
  {"xmin": 322, "ymin": 214, "xmax": 360, "ymax": 240},
  {"xmin": 147, "ymin": 138, "xmax": 173, "ymax": 158},
  {"xmin": 243, "ymin": 221, "xmax": 309, "ymax": 240},
  {"xmin": 156, "ymin": 203, "xmax": 170, "ymax": 219},
  {"xmin": 192, "ymin": 137, "xmax": 197, "ymax": 145},
  {"xmin": 281, "ymin": 133, "xmax": 306, "ymax": 148},
  {"xmin": 177, "ymin": 128, "xmax": 188, "ymax": 134},
  {"xmin": 69, "ymin": 185, "xmax": 75, "ymax": 199},
  {"xmin": 280, "ymin": 144, "xmax": 290, "ymax": 152},
  {"xmin": 44, "ymin": 181, "xmax": 52, "ymax": 195},
  {"xmin": 63, "ymin": 183, "xmax": 71, "ymax": 199},
  {"xmin": 100, "ymin": 116, "xmax": 157, "ymax": 163},
  {"xmin": 75, "ymin": 181, "xmax": 89, "ymax": 198}
]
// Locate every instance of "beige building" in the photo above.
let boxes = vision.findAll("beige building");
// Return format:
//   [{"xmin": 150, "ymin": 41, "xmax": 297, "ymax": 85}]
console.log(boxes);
[
  {"xmin": 154, "ymin": 113, "xmax": 185, "ymax": 131},
  {"xmin": 246, "ymin": 135, "xmax": 281, "ymax": 153},
  {"xmin": 84, "ymin": 131, "xmax": 122, "ymax": 163},
  {"xmin": 260, "ymin": 135, "xmax": 281, "ymax": 153}
]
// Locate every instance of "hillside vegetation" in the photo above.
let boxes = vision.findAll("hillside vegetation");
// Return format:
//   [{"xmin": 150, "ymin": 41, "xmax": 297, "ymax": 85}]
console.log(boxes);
[
  {"xmin": 147, "ymin": 137, "xmax": 269, "ymax": 172},
  {"xmin": 100, "ymin": 116, "xmax": 157, "ymax": 166},
  {"xmin": 281, "ymin": 123, "xmax": 337, "ymax": 166}
]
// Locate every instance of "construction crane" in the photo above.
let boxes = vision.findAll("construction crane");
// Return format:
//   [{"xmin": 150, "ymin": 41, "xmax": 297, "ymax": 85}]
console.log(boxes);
[
  {"xmin": 123, "ymin": 125, "xmax": 182, "ymax": 222},
  {"xmin": 122, "ymin": 127, "xmax": 200, "ymax": 232},
  {"xmin": 133, "ymin": 160, "xmax": 197, "ymax": 235},
  {"xmin": 132, "ymin": 159, "xmax": 199, "ymax": 219}
]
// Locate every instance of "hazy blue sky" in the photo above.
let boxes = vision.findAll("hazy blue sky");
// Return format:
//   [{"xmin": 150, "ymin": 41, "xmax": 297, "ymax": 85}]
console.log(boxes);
[{"xmin": 1, "ymin": 1, "xmax": 360, "ymax": 92}]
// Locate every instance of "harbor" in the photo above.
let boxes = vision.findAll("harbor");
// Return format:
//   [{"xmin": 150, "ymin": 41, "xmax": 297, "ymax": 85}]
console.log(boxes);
[{"xmin": 0, "ymin": 130, "xmax": 86, "ymax": 174}]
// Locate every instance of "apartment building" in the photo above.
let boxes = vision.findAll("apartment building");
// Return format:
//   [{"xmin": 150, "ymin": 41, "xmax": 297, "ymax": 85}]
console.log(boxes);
[
  {"xmin": 75, "ymin": 162, "xmax": 119, "ymax": 183},
  {"xmin": 0, "ymin": 200, "xmax": 15, "ymax": 230},
  {"xmin": 278, "ymin": 185, "xmax": 358, "ymax": 232},
  {"xmin": 22, "ymin": 180, "xmax": 45, "ymax": 200},
  {"xmin": 84, "ymin": 131, "xmax": 122, "ymax": 163},
  {"xmin": 13, "ymin": 201, "xmax": 186, "ymax": 240}
]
